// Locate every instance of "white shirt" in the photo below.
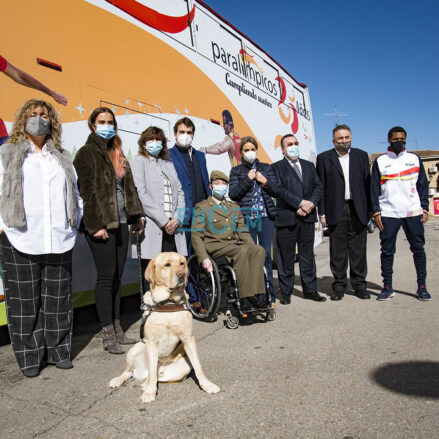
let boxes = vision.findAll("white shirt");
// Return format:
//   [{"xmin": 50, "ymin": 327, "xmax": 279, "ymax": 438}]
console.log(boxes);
[
  {"xmin": 0, "ymin": 143, "xmax": 83, "ymax": 255},
  {"xmin": 336, "ymin": 149, "xmax": 351, "ymax": 200}
]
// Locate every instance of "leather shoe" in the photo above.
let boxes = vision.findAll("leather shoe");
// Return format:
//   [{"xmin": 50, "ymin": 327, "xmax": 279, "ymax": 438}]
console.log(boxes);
[
  {"xmin": 279, "ymin": 294, "xmax": 291, "ymax": 305},
  {"xmin": 355, "ymin": 290, "xmax": 371, "ymax": 300},
  {"xmin": 304, "ymin": 292, "xmax": 326, "ymax": 302},
  {"xmin": 191, "ymin": 301, "xmax": 208, "ymax": 314},
  {"xmin": 330, "ymin": 291, "xmax": 344, "ymax": 301}
]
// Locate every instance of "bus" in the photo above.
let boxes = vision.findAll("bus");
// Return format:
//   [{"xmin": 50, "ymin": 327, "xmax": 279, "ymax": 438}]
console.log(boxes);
[{"xmin": 0, "ymin": 0, "xmax": 318, "ymax": 325}]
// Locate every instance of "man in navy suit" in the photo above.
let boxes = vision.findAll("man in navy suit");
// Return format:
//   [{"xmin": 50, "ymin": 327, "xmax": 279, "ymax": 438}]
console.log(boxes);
[
  {"xmin": 272, "ymin": 134, "xmax": 325, "ymax": 304},
  {"xmin": 169, "ymin": 117, "xmax": 211, "ymax": 306},
  {"xmin": 316, "ymin": 125, "xmax": 371, "ymax": 301}
]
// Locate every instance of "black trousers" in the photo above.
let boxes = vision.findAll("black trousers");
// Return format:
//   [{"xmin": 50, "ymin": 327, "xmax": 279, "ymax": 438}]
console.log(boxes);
[
  {"xmin": 0, "ymin": 233, "xmax": 73, "ymax": 373},
  {"xmin": 85, "ymin": 224, "xmax": 129, "ymax": 327},
  {"xmin": 141, "ymin": 230, "xmax": 176, "ymax": 293},
  {"xmin": 276, "ymin": 221, "xmax": 316, "ymax": 296},
  {"xmin": 328, "ymin": 201, "xmax": 367, "ymax": 293}
]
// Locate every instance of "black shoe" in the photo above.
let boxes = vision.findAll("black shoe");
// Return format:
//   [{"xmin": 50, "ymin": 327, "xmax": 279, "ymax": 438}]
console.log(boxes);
[
  {"xmin": 279, "ymin": 294, "xmax": 291, "ymax": 305},
  {"xmin": 56, "ymin": 360, "xmax": 74, "ymax": 370},
  {"xmin": 23, "ymin": 367, "xmax": 40, "ymax": 378},
  {"xmin": 355, "ymin": 290, "xmax": 371, "ymax": 300},
  {"xmin": 330, "ymin": 291, "xmax": 344, "ymax": 301},
  {"xmin": 240, "ymin": 298, "xmax": 254, "ymax": 311},
  {"xmin": 304, "ymin": 292, "xmax": 326, "ymax": 302}
]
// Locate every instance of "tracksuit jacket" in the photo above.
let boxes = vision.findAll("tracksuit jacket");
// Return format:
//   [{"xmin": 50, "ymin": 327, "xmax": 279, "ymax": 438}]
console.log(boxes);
[{"xmin": 371, "ymin": 150, "xmax": 429, "ymax": 218}]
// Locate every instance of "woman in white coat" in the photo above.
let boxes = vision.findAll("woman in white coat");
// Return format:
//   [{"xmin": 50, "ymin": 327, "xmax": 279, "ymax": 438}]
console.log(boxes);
[{"xmin": 131, "ymin": 126, "xmax": 187, "ymax": 290}]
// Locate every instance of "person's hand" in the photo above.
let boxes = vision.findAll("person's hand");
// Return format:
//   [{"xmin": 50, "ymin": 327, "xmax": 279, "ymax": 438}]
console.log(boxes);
[
  {"xmin": 165, "ymin": 218, "xmax": 178, "ymax": 234},
  {"xmin": 320, "ymin": 216, "xmax": 327, "ymax": 228},
  {"xmin": 422, "ymin": 212, "xmax": 429, "ymax": 224},
  {"xmin": 93, "ymin": 229, "xmax": 109, "ymax": 240},
  {"xmin": 373, "ymin": 214, "xmax": 384, "ymax": 231},
  {"xmin": 50, "ymin": 90, "xmax": 67, "ymax": 106},
  {"xmin": 296, "ymin": 207, "xmax": 307, "ymax": 216},
  {"xmin": 248, "ymin": 169, "xmax": 256, "ymax": 180},
  {"xmin": 132, "ymin": 218, "xmax": 145, "ymax": 235},
  {"xmin": 202, "ymin": 258, "xmax": 213, "ymax": 272},
  {"xmin": 300, "ymin": 200, "xmax": 315, "ymax": 214},
  {"xmin": 255, "ymin": 171, "xmax": 267, "ymax": 185}
]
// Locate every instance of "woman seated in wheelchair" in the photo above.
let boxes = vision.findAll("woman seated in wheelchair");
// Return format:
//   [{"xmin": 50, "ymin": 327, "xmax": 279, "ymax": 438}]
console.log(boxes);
[{"xmin": 191, "ymin": 170, "xmax": 267, "ymax": 311}]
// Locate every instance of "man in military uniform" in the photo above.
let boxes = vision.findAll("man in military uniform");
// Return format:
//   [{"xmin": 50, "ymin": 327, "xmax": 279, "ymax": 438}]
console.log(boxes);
[{"xmin": 191, "ymin": 170, "xmax": 266, "ymax": 309}]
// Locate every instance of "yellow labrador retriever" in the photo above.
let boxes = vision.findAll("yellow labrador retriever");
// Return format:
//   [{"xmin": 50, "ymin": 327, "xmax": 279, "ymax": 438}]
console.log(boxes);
[{"xmin": 109, "ymin": 252, "xmax": 220, "ymax": 403}]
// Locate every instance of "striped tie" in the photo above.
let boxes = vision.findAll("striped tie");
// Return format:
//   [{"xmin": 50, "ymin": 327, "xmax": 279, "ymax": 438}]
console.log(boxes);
[{"xmin": 292, "ymin": 160, "xmax": 302, "ymax": 182}]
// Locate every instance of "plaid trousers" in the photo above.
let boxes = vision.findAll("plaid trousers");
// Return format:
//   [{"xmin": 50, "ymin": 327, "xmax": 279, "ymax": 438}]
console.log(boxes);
[{"xmin": 0, "ymin": 233, "xmax": 73, "ymax": 373}]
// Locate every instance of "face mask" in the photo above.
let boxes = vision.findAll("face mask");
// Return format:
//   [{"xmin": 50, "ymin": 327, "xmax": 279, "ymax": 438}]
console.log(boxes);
[
  {"xmin": 145, "ymin": 140, "xmax": 163, "ymax": 156},
  {"xmin": 243, "ymin": 150, "xmax": 257, "ymax": 164},
  {"xmin": 212, "ymin": 184, "xmax": 227, "ymax": 199},
  {"xmin": 336, "ymin": 141, "xmax": 351, "ymax": 153},
  {"xmin": 95, "ymin": 124, "xmax": 115, "ymax": 139},
  {"xmin": 286, "ymin": 145, "xmax": 300, "ymax": 159},
  {"xmin": 176, "ymin": 133, "xmax": 193, "ymax": 149},
  {"xmin": 25, "ymin": 116, "xmax": 50, "ymax": 137},
  {"xmin": 390, "ymin": 141, "xmax": 406, "ymax": 155}
]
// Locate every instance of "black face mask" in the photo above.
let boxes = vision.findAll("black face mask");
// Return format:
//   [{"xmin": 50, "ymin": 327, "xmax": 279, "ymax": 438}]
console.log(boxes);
[{"xmin": 390, "ymin": 141, "xmax": 406, "ymax": 155}]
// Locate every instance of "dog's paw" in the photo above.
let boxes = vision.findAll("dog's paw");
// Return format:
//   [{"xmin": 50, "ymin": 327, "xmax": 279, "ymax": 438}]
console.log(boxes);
[
  {"xmin": 109, "ymin": 377, "xmax": 123, "ymax": 389},
  {"xmin": 200, "ymin": 380, "xmax": 221, "ymax": 394},
  {"xmin": 141, "ymin": 391, "xmax": 156, "ymax": 403}
]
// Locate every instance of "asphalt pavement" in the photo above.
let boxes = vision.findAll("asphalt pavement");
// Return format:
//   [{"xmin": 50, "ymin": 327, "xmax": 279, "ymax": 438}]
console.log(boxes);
[{"xmin": 1, "ymin": 220, "xmax": 438, "ymax": 439}]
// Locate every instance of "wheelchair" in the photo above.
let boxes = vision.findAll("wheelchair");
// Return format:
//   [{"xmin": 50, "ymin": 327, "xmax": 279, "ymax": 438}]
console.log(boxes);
[{"xmin": 187, "ymin": 254, "xmax": 276, "ymax": 329}]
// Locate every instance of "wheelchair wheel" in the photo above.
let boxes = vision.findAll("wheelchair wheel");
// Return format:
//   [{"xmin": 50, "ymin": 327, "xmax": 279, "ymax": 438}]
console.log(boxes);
[
  {"xmin": 226, "ymin": 316, "xmax": 239, "ymax": 329},
  {"xmin": 266, "ymin": 309, "xmax": 276, "ymax": 321},
  {"xmin": 187, "ymin": 255, "xmax": 221, "ymax": 321}
]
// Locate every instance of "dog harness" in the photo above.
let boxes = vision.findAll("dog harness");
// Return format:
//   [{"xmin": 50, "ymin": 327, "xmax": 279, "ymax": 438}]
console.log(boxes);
[{"xmin": 139, "ymin": 300, "xmax": 190, "ymax": 340}]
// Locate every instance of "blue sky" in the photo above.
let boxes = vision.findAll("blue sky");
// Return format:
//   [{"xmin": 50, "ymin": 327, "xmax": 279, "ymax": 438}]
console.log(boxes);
[{"xmin": 206, "ymin": 0, "xmax": 439, "ymax": 154}]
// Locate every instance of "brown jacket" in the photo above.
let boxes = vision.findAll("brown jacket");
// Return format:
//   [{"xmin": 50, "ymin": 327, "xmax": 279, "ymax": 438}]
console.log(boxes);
[{"xmin": 74, "ymin": 132, "xmax": 144, "ymax": 234}]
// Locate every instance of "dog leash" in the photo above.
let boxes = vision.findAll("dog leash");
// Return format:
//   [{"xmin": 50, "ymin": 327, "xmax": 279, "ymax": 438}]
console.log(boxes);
[{"xmin": 135, "ymin": 231, "xmax": 148, "ymax": 312}]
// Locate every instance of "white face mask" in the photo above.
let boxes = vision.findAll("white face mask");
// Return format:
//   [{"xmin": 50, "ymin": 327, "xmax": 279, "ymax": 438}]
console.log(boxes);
[
  {"xmin": 243, "ymin": 150, "xmax": 257, "ymax": 164},
  {"xmin": 176, "ymin": 133, "xmax": 193, "ymax": 149}
]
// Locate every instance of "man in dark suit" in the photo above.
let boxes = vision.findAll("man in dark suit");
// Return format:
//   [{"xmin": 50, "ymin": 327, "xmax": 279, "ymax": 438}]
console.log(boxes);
[
  {"xmin": 316, "ymin": 124, "xmax": 371, "ymax": 301},
  {"xmin": 169, "ymin": 117, "xmax": 211, "ymax": 307},
  {"xmin": 169, "ymin": 117, "xmax": 211, "ymax": 245},
  {"xmin": 272, "ymin": 134, "xmax": 325, "ymax": 304}
]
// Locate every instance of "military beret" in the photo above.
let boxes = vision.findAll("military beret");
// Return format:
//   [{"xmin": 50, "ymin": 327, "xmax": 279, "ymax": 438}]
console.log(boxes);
[{"xmin": 210, "ymin": 170, "xmax": 229, "ymax": 183}]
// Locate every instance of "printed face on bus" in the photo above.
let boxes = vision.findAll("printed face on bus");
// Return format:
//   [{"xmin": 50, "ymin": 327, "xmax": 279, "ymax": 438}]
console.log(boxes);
[{"xmin": 223, "ymin": 120, "xmax": 233, "ymax": 135}]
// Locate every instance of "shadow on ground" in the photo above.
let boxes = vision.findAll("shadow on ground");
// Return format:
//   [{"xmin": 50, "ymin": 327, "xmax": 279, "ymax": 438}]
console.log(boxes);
[{"xmin": 371, "ymin": 361, "xmax": 439, "ymax": 398}]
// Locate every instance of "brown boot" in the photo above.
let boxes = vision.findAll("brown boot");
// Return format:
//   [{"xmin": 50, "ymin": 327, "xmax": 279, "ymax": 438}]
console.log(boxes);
[
  {"xmin": 114, "ymin": 319, "xmax": 136, "ymax": 345},
  {"xmin": 101, "ymin": 324, "xmax": 125, "ymax": 354}
]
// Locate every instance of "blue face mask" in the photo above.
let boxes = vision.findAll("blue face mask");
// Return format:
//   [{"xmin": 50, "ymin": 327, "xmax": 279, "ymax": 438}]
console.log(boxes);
[
  {"xmin": 212, "ymin": 184, "xmax": 228, "ymax": 199},
  {"xmin": 95, "ymin": 124, "xmax": 115, "ymax": 139},
  {"xmin": 145, "ymin": 140, "xmax": 163, "ymax": 156},
  {"xmin": 286, "ymin": 145, "xmax": 300, "ymax": 158}
]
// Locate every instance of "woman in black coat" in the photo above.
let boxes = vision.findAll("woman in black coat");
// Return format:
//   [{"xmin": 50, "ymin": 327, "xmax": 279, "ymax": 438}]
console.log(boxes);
[
  {"xmin": 228, "ymin": 136, "xmax": 281, "ymax": 305},
  {"xmin": 74, "ymin": 107, "xmax": 145, "ymax": 354}
]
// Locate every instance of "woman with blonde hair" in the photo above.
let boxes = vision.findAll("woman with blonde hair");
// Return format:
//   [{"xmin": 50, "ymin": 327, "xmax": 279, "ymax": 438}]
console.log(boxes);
[
  {"xmin": 131, "ymin": 126, "xmax": 187, "ymax": 292},
  {"xmin": 74, "ymin": 107, "xmax": 145, "ymax": 355},
  {"xmin": 0, "ymin": 99, "xmax": 83, "ymax": 377}
]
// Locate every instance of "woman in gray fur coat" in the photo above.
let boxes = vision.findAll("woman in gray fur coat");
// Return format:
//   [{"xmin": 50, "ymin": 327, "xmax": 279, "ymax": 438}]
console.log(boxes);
[
  {"xmin": 0, "ymin": 99, "xmax": 83, "ymax": 377},
  {"xmin": 131, "ymin": 126, "xmax": 187, "ymax": 292}
]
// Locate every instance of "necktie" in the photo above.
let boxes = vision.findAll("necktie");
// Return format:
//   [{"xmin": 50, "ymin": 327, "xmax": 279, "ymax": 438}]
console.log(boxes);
[{"xmin": 292, "ymin": 160, "xmax": 302, "ymax": 182}]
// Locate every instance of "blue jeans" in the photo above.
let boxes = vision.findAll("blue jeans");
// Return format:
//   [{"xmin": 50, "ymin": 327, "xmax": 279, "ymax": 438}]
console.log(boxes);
[
  {"xmin": 247, "ymin": 216, "xmax": 275, "ymax": 302},
  {"xmin": 380, "ymin": 215, "xmax": 426, "ymax": 288}
]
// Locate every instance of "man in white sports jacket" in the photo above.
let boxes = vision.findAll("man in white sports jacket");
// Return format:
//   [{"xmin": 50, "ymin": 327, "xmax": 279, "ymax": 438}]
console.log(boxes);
[{"xmin": 371, "ymin": 126, "xmax": 430, "ymax": 301}]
